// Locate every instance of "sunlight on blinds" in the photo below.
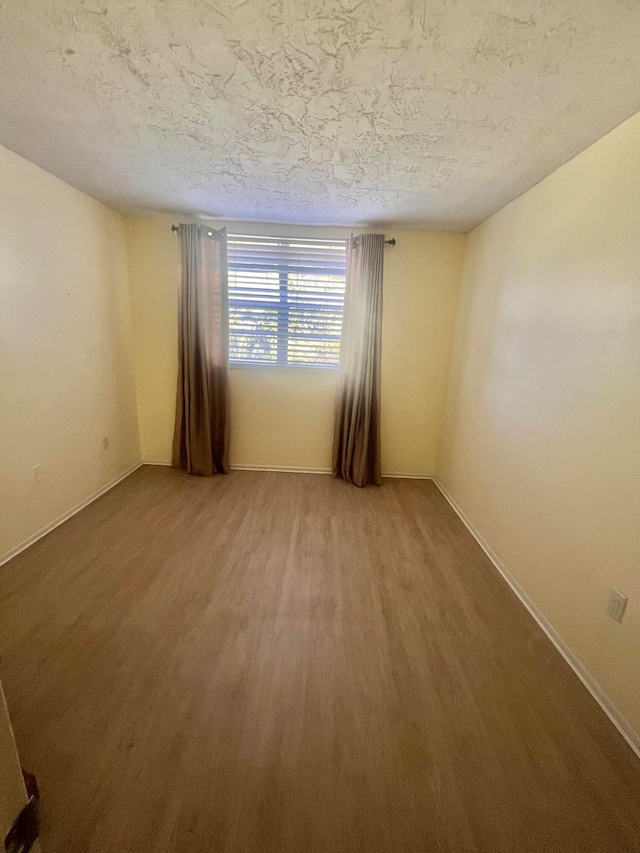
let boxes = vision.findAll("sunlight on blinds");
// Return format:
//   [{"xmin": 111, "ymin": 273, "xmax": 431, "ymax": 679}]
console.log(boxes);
[{"xmin": 227, "ymin": 234, "xmax": 346, "ymax": 367}]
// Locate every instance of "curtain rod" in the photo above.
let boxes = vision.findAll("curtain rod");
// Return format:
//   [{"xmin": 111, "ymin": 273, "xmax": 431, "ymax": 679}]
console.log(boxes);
[{"xmin": 170, "ymin": 225, "xmax": 395, "ymax": 246}]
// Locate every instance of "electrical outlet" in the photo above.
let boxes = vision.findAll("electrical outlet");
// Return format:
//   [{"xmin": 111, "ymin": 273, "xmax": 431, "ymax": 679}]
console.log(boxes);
[
  {"xmin": 607, "ymin": 587, "xmax": 628, "ymax": 623},
  {"xmin": 33, "ymin": 465, "xmax": 42, "ymax": 483},
  {"xmin": 102, "ymin": 436, "xmax": 109, "ymax": 451}
]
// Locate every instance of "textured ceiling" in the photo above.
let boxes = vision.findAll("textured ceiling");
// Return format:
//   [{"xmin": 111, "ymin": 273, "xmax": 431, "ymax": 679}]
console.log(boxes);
[{"xmin": 1, "ymin": 1, "xmax": 640, "ymax": 230}]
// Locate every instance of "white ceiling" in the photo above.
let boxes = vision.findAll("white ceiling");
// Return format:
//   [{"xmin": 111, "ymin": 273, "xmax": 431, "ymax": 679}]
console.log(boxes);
[{"xmin": 1, "ymin": 1, "xmax": 640, "ymax": 231}]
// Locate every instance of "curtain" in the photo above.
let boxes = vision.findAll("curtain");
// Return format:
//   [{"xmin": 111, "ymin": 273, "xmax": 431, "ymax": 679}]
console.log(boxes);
[
  {"xmin": 172, "ymin": 224, "xmax": 230, "ymax": 476},
  {"xmin": 332, "ymin": 233, "xmax": 384, "ymax": 487}
]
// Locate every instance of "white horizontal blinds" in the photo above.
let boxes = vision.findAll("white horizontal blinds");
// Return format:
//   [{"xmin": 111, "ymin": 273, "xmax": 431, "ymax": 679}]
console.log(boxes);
[{"xmin": 227, "ymin": 234, "xmax": 347, "ymax": 367}]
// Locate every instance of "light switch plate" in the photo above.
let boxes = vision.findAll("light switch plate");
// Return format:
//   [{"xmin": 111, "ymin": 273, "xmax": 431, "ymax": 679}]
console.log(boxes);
[{"xmin": 607, "ymin": 587, "xmax": 628, "ymax": 623}]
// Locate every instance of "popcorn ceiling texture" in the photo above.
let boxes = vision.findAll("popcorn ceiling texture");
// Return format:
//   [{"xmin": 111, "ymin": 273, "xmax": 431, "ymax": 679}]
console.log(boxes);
[{"xmin": 1, "ymin": 0, "xmax": 639, "ymax": 230}]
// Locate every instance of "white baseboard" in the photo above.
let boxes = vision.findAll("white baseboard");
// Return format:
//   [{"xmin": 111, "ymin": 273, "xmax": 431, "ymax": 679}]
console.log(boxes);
[
  {"xmin": 382, "ymin": 472, "xmax": 433, "ymax": 480},
  {"xmin": 141, "ymin": 461, "xmax": 434, "ymax": 479},
  {"xmin": 231, "ymin": 467, "xmax": 433, "ymax": 479},
  {"xmin": 230, "ymin": 463, "xmax": 332, "ymax": 475},
  {"xmin": 433, "ymin": 477, "xmax": 640, "ymax": 760},
  {"xmin": 142, "ymin": 461, "xmax": 328, "ymax": 474},
  {"xmin": 0, "ymin": 462, "xmax": 143, "ymax": 568}
]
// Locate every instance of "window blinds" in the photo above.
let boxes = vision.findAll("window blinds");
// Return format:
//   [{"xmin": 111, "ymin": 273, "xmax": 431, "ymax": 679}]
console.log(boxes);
[{"xmin": 227, "ymin": 234, "xmax": 346, "ymax": 367}]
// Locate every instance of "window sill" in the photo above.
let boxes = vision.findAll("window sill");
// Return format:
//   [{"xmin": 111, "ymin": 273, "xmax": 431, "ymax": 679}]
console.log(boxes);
[{"xmin": 230, "ymin": 362, "xmax": 338, "ymax": 372}]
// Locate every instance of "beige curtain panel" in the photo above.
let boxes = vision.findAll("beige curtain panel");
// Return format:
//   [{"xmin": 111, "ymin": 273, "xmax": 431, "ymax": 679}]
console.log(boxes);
[
  {"xmin": 172, "ymin": 224, "xmax": 230, "ymax": 476},
  {"xmin": 332, "ymin": 233, "xmax": 385, "ymax": 487}
]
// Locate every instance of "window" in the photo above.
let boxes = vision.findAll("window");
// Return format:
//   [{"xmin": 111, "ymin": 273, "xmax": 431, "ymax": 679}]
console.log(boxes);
[{"xmin": 227, "ymin": 234, "xmax": 346, "ymax": 367}]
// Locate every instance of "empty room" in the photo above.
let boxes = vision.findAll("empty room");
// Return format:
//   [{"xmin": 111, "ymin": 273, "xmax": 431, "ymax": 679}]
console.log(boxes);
[{"xmin": 1, "ymin": 1, "xmax": 639, "ymax": 851}]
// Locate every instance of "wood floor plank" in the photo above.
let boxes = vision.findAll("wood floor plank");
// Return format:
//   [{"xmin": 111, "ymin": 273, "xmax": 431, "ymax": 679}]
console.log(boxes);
[{"xmin": 0, "ymin": 466, "xmax": 639, "ymax": 852}]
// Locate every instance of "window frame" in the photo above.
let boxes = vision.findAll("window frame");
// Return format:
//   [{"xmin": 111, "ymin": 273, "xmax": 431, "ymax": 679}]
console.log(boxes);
[{"xmin": 227, "ymin": 234, "xmax": 346, "ymax": 370}]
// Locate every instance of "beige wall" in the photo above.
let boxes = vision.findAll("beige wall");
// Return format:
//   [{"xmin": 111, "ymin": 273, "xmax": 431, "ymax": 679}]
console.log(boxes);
[
  {"xmin": 0, "ymin": 145, "xmax": 140, "ymax": 559},
  {"xmin": 437, "ymin": 113, "xmax": 640, "ymax": 738},
  {"xmin": 126, "ymin": 218, "xmax": 464, "ymax": 474}
]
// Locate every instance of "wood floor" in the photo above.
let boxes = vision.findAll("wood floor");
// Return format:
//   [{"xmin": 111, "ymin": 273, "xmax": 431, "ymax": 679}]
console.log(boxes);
[{"xmin": 0, "ymin": 467, "xmax": 639, "ymax": 852}]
